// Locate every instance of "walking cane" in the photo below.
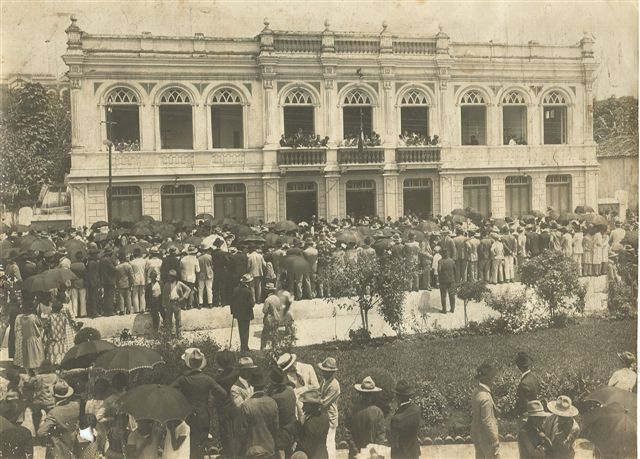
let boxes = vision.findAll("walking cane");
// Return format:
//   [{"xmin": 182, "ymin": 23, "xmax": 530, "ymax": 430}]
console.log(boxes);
[{"xmin": 228, "ymin": 317, "xmax": 235, "ymax": 348}]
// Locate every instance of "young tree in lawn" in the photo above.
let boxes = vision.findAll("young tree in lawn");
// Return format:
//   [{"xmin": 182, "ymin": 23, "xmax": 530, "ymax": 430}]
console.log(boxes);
[
  {"xmin": 319, "ymin": 252, "xmax": 415, "ymax": 338},
  {"xmin": 456, "ymin": 280, "xmax": 490, "ymax": 326},
  {"xmin": 519, "ymin": 250, "xmax": 586, "ymax": 320},
  {"xmin": 0, "ymin": 82, "xmax": 71, "ymax": 208}
]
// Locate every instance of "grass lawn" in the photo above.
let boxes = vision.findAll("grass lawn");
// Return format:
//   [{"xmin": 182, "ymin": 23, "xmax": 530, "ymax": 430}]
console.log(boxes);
[{"xmin": 289, "ymin": 318, "xmax": 637, "ymax": 439}]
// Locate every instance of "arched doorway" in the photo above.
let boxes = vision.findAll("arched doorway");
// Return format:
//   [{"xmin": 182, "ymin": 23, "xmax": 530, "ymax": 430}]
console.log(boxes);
[{"xmin": 403, "ymin": 178, "xmax": 433, "ymax": 218}]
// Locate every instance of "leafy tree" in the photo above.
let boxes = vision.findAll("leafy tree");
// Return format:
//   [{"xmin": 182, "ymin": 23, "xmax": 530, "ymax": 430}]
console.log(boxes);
[
  {"xmin": 593, "ymin": 96, "xmax": 638, "ymax": 156},
  {"xmin": 319, "ymin": 252, "xmax": 416, "ymax": 337},
  {"xmin": 520, "ymin": 251, "xmax": 586, "ymax": 319},
  {"xmin": 0, "ymin": 83, "xmax": 71, "ymax": 208},
  {"xmin": 456, "ymin": 280, "xmax": 490, "ymax": 326}
]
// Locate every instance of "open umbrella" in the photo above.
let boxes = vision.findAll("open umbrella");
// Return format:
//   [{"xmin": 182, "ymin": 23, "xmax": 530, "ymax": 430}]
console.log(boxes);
[
  {"xmin": 586, "ymin": 387, "xmax": 636, "ymax": 409},
  {"xmin": 17, "ymin": 235, "xmax": 39, "ymax": 250},
  {"xmin": 274, "ymin": 220, "xmax": 297, "ymax": 232},
  {"xmin": 201, "ymin": 235, "xmax": 226, "ymax": 250},
  {"xmin": 284, "ymin": 255, "xmax": 311, "ymax": 275},
  {"xmin": 23, "ymin": 268, "xmax": 78, "ymax": 292},
  {"xmin": 264, "ymin": 233, "xmax": 283, "ymax": 247},
  {"xmin": 418, "ymin": 221, "xmax": 440, "ymax": 233},
  {"xmin": 547, "ymin": 208, "xmax": 559, "ymax": 220},
  {"xmin": 91, "ymin": 221, "xmax": 109, "ymax": 230},
  {"xmin": 60, "ymin": 339, "xmax": 116, "ymax": 370},
  {"xmin": 30, "ymin": 239, "xmax": 56, "ymax": 253},
  {"xmin": 356, "ymin": 226, "xmax": 373, "ymax": 237},
  {"xmin": 575, "ymin": 205, "xmax": 595, "ymax": 214},
  {"xmin": 159, "ymin": 241, "xmax": 184, "ymax": 252},
  {"xmin": 583, "ymin": 403, "xmax": 636, "ymax": 458},
  {"xmin": 222, "ymin": 218, "xmax": 238, "ymax": 228},
  {"xmin": 235, "ymin": 224, "xmax": 254, "ymax": 237},
  {"xmin": 558, "ymin": 212, "xmax": 578, "ymax": 224},
  {"xmin": 139, "ymin": 215, "xmax": 155, "ymax": 223},
  {"xmin": 451, "ymin": 214, "xmax": 466, "ymax": 224},
  {"xmin": 531, "ymin": 210, "xmax": 545, "ymax": 218},
  {"xmin": 245, "ymin": 216, "xmax": 262, "ymax": 226},
  {"xmin": 119, "ymin": 384, "xmax": 193, "ymax": 424},
  {"xmin": 133, "ymin": 227, "xmax": 153, "ymax": 237},
  {"xmin": 451, "ymin": 208, "xmax": 466, "ymax": 216},
  {"xmin": 195, "ymin": 213, "xmax": 214, "ymax": 221},
  {"xmin": 93, "ymin": 346, "xmax": 164, "ymax": 373},
  {"xmin": 64, "ymin": 240, "xmax": 87, "ymax": 259},
  {"xmin": 402, "ymin": 228, "xmax": 426, "ymax": 242},
  {"xmin": 13, "ymin": 224, "xmax": 30, "ymax": 233},
  {"xmin": 0, "ymin": 240, "xmax": 15, "ymax": 260},
  {"xmin": 336, "ymin": 230, "xmax": 361, "ymax": 245},
  {"xmin": 241, "ymin": 236, "xmax": 266, "ymax": 244}
]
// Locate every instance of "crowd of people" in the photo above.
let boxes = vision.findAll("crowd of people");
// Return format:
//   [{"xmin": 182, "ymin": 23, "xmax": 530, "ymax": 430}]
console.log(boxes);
[
  {"xmin": 279, "ymin": 131, "xmax": 330, "ymax": 149},
  {"xmin": 338, "ymin": 132, "xmax": 382, "ymax": 148},
  {"xmin": 0, "ymin": 341, "xmax": 635, "ymax": 459},
  {"xmin": 0, "ymin": 210, "xmax": 636, "ymax": 351},
  {"xmin": 397, "ymin": 132, "xmax": 440, "ymax": 147}
]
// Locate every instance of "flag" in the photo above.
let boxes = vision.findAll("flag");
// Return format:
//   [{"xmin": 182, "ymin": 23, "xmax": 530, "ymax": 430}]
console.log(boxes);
[{"xmin": 358, "ymin": 107, "xmax": 364, "ymax": 153}]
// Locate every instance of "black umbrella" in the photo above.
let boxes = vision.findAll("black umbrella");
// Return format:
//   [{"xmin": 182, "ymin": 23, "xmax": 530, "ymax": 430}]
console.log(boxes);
[
  {"xmin": 60, "ymin": 339, "xmax": 116, "ymax": 370},
  {"xmin": 119, "ymin": 384, "xmax": 193, "ymax": 423},
  {"xmin": 584, "ymin": 403, "xmax": 636, "ymax": 458}
]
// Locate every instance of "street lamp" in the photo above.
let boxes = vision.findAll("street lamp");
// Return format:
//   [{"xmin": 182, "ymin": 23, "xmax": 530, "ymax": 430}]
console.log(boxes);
[{"xmin": 102, "ymin": 106, "xmax": 115, "ymax": 224}]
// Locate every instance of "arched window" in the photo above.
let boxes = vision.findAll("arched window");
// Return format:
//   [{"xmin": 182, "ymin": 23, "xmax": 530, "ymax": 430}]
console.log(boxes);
[
  {"xmin": 505, "ymin": 176, "xmax": 531, "ymax": 216},
  {"xmin": 543, "ymin": 90, "xmax": 568, "ymax": 144},
  {"xmin": 161, "ymin": 184, "xmax": 195, "ymax": 223},
  {"xmin": 501, "ymin": 90, "xmax": 528, "ymax": 145},
  {"xmin": 400, "ymin": 89, "xmax": 430, "ymax": 138},
  {"xmin": 282, "ymin": 87, "xmax": 315, "ymax": 138},
  {"xmin": 112, "ymin": 186, "xmax": 142, "ymax": 222},
  {"xmin": 342, "ymin": 88, "xmax": 374, "ymax": 139},
  {"xmin": 460, "ymin": 90, "xmax": 487, "ymax": 145},
  {"xmin": 214, "ymin": 183, "xmax": 246, "ymax": 220},
  {"xmin": 105, "ymin": 87, "xmax": 141, "ymax": 149},
  {"xmin": 463, "ymin": 177, "xmax": 491, "ymax": 216},
  {"xmin": 159, "ymin": 87, "xmax": 193, "ymax": 149},
  {"xmin": 210, "ymin": 88, "xmax": 244, "ymax": 148}
]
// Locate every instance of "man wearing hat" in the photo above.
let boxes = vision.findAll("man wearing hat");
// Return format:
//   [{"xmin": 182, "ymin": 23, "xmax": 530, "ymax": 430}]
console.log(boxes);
[
  {"xmin": 515, "ymin": 352, "xmax": 541, "ymax": 417},
  {"xmin": 317, "ymin": 357, "xmax": 340, "ymax": 459},
  {"xmin": 161, "ymin": 246, "xmax": 181, "ymax": 285},
  {"xmin": 240, "ymin": 371, "xmax": 279, "ymax": 459},
  {"xmin": 247, "ymin": 245, "xmax": 266, "ymax": 303},
  {"xmin": 277, "ymin": 353, "xmax": 320, "ymax": 401},
  {"xmin": 232, "ymin": 356, "xmax": 257, "ymax": 407},
  {"xmin": 471, "ymin": 360, "xmax": 500, "ymax": 459},
  {"xmin": 608, "ymin": 351, "xmax": 637, "ymax": 391},
  {"xmin": 389, "ymin": 380, "xmax": 421, "ymax": 459},
  {"xmin": 490, "ymin": 233, "xmax": 505, "ymax": 285},
  {"xmin": 197, "ymin": 244, "xmax": 214, "ymax": 309},
  {"xmin": 172, "ymin": 348, "xmax": 227, "ymax": 459},
  {"xmin": 180, "ymin": 245, "xmax": 200, "ymax": 310},
  {"xmin": 230, "ymin": 273, "xmax": 256, "ymax": 352},
  {"xmin": 129, "ymin": 247, "xmax": 147, "ymax": 313},
  {"xmin": 517, "ymin": 400, "xmax": 552, "ymax": 459},
  {"xmin": 543, "ymin": 396, "xmax": 580, "ymax": 458},
  {"xmin": 437, "ymin": 249, "xmax": 456, "ymax": 314},
  {"xmin": 99, "ymin": 249, "xmax": 118, "ymax": 317},
  {"xmin": 295, "ymin": 390, "xmax": 330, "ymax": 459},
  {"xmin": 37, "ymin": 380, "xmax": 80, "ymax": 459},
  {"xmin": 267, "ymin": 368, "xmax": 297, "ymax": 458},
  {"xmin": 162, "ymin": 269, "xmax": 191, "ymax": 338},
  {"xmin": 303, "ymin": 239, "xmax": 319, "ymax": 299},
  {"xmin": 56, "ymin": 247, "xmax": 71, "ymax": 270},
  {"xmin": 261, "ymin": 283, "xmax": 282, "ymax": 350},
  {"xmin": 85, "ymin": 247, "xmax": 101, "ymax": 317},
  {"xmin": 440, "ymin": 228, "xmax": 457, "ymax": 261},
  {"xmin": 345, "ymin": 376, "xmax": 386, "ymax": 457}
]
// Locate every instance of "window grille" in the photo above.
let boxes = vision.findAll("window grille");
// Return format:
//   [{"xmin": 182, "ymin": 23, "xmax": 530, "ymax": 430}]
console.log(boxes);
[
  {"xmin": 403, "ymin": 178, "xmax": 432, "ymax": 189},
  {"xmin": 343, "ymin": 88, "xmax": 372, "ymax": 105},
  {"xmin": 506, "ymin": 176, "xmax": 530, "ymax": 185},
  {"xmin": 543, "ymin": 91, "xmax": 567, "ymax": 105},
  {"xmin": 463, "ymin": 177, "xmax": 490, "ymax": 186},
  {"xmin": 460, "ymin": 90, "xmax": 486, "ymax": 105},
  {"xmin": 106, "ymin": 87, "xmax": 139, "ymax": 104},
  {"xmin": 214, "ymin": 183, "xmax": 246, "ymax": 194},
  {"xmin": 346, "ymin": 180, "xmax": 375, "ymax": 191},
  {"xmin": 401, "ymin": 89, "xmax": 429, "ymax": 105},
  {"xmin": 211, "ymin": 88, "xmax": 242, "ymax": 104},
  {"xmin": 502, "ymin": 91, "xmax": 526, "ymax": 105},
  {"xmin": 546, "ymin": 175, "xmax": 571, "ymax": 184},
  {"xmin": 160, "ymin": 88, "xmax": 192, "ymax": 104},
  {"xmin": 286, "ymin": 182, "xmax": 316, "ymax": 192},
  {"xmin": 284, "ymin": 88, "xmax": 314, "ymax": 105}
]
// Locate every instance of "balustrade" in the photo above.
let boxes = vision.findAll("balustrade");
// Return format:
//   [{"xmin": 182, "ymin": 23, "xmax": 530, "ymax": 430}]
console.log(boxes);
[
  {"xmin": 396, "ymin": 147, "xmax": 441, "ymax": 163},
  {"xmin": 337, "ymin": 148, "xmax": 384, "ymax": 164},
  {"xmin": 277, "ymin": 149, "xmax": 326, "ymax": 166}
]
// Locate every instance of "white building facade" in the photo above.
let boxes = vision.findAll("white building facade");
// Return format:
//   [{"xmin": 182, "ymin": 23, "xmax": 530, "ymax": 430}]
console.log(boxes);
[{"xmin": 63, "ymin": 17, "xmax": 599, "ymax": 226}]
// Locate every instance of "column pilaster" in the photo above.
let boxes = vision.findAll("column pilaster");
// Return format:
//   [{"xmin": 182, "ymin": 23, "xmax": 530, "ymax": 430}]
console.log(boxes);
[{"xmin": 262, "ymin": 174, "xmax": 281, "ymax": 222}]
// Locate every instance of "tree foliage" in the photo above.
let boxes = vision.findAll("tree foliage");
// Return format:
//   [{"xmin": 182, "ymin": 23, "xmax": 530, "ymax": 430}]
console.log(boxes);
[
  {"xmin": 319, "ymin": 253, "xmax": 416, "ymax": 336},
  {"xmin": 0, "ymin": 83, "xmax": 71, "ymax": 207},
  {"xmin": 593, "ymin": 96, "xmax": 638, "ymax": 157},
  {"xmin": 520, "ymin": 251, "xmax": 586, "ymax": 318}
]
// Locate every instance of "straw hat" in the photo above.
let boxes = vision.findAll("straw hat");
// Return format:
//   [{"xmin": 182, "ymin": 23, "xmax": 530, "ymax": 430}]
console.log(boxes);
[
  {"xmin": 525, "ymin": 400, "xmax": 550, "ymax": 418},
  {"xmin": 393, "ymin": 379, "xmax": 415, "ymax": 397},
  {"xmin": 354, "ymin": 376, "xmax": 382, "ymax": 393},
  {"xmin": 240, "ymin": 273, "xmax": 254, "ymax": 284},
  {"xmin": 277, "ymin": 353, "xmax": 297, "ymax": 371},
  {"xmin": 299, "ymin": 389, "xmax": 322, "ymax": 405},
  {"xmin": 317, "ymin": 357, "xmax": 338, "ymax": 372},
  {"xmin": 238, "ymin": 356, "xmax": 257, "ymax": 370},
  {"xmin": 547, "ymin": 395, "xmax": 579, "ymax": 417},
  {"xmin": 618, "ymin": 351, "xmax": 636, "ymax": 366},
  {"xmin": 182, "ymin": 347, "xmax": 207, "ymax": 370},
  {"xmin": 53, "ymin": 380, "xmax": 74, "ymax": 400}
]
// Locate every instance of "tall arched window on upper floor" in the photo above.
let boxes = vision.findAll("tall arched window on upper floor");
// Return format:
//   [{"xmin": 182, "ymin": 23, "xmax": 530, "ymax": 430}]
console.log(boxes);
[
  {"xmin": 543, "ymin": 91, "xmax": 568, "ymax": 145},
  {"xmin": 400, "ymin": 89, "xmax": 430, "ymax": 137},
  {"xmin": 342, "ymin": 88, "xmax": 373, "ymax": 140},
  {"xmin": 105, "ymin": 87, "xmax": 140, "ymax": 150},
  {"xmin": 502, "ymin": 90, "xmax": 527, "ymax": 145},
  {"xmin": 283, "ymin": 88, "xmax": 315, "ymax": 138},
  {"xmin": 211, "ymin": 88, "xmax": 244, "ymax": 148},
  {"xmin": 159, "ymin": 87, "xmax": 193, "ymax": 149},
  {"xmin": 460, "ymin": 90, "xmax": 487, "ymax": 145}
]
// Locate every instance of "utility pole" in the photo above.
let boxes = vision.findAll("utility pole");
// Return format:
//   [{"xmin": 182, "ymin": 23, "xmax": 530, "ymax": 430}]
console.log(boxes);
[{"xmin": 102, "ymin": 107, "xmax": 116, "ymax": 224}]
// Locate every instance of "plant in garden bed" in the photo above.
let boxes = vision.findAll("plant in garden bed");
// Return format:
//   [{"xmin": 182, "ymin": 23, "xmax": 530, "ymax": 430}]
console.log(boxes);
[
  {"xmin": 520, "ymin": 250, "xmax": 586, "ymax": 320},
  {"xmin": 455, "ymin": 280, "xmax": 490, "ymax": 326},
  {"xmin": 318, "ymin": 253, "xmax": 416, "ymax": 340},
  {"xmin": 483, "ymin": 288, "xmax": 552, "ymax": 334}
]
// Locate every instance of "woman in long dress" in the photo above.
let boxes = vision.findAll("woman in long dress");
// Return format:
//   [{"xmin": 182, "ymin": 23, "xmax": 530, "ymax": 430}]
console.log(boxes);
[
  {"xmin": 20, "ymin": 306, "xmax": 45, "ymax": 370},
  {"xmin": 45, "ymin": 301, "xmax": 74, "ymax": 365}
]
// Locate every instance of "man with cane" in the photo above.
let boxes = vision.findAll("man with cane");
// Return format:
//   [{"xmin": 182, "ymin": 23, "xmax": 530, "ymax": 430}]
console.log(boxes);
[{"xmin": 230, "ymin": 274, "xmax": 255, "ymax": 351}]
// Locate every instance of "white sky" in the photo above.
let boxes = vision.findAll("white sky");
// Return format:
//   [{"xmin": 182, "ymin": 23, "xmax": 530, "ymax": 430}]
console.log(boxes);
[{"xmin": 1, "ymin": 0, "xmax": 638, "ymax": 99}]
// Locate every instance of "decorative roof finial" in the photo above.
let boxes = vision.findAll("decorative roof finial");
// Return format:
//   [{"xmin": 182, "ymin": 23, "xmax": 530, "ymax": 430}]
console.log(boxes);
[
  {"xmin": 382, "ymin": 21, "xmax": 388, "ymax": 32},
  {"xmin": 324, "ymin": 19, "xmax": 330, "ymax": 31},
  {"xmin": 263, "ymin": 18, "xmax": 270, "ymax": 30},
  {"xmin": 438, "ymin": 24, "xmax": 443, "ymax": 33}
]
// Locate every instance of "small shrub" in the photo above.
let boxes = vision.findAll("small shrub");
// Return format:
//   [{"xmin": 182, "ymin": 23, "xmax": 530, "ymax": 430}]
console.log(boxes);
[
  {"xmin": 608, "ymin": 279, "xmax": 638, "ymax": 319},
  {"xmin": 74, "ymin": 326, "xmax": 101, "ymax": 344},
  {"xmin": 414, "ymin": 380, "xmax": 449, "ymax": 426},
  {"xmin": 483, "ymin": 288, "xmax": 551, "ymax": 334},
  {"xmin": 348, "ymin": 327, "xmax": 372, "ymax": 343},
  {"xmin": 492, "ymin": 370, "xmax": 520, "ymax": 419}
]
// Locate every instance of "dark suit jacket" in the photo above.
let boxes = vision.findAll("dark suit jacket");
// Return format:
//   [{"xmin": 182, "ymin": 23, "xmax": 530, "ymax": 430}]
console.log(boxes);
[
  {"xmin": 172, "ymin": 369, "xmax": 227, "ymax": 424},
  {"xmin": 442, "ymin": 236, "xmax": 457, "ymax": 260},
  {"xmin": 86, "ymin": 258, "xmax": 101, "ymax": 287},
  {"xmin": 539, "ymin": 232, "xmax": 552, "ymax": 252},
  {"xmin": 345, "ymin": 404, "xmax": 386, "ymax": 457},
  {"xmin": 516, "ymin": 371, "xmax": 541, "ymax": 416},
  {"xmin": 296, "ymin": 412, "xmax": 330, "ymax": 459},
  {"xmin": 268, "ymin": 385, "xmax": 298, "ymax": 449},
  {"xmin": 99, "ymin": 257, "xmax": 118, "ymax": 287},
  {"xmin": 230, "ymin": 284, "xmax": 255, "ymax": 321},
  {"xmin": 211, "ymin": 250, "xmax": 229, "ymax": 277},
  {"xmin": 160, "ymin": 255, "xmax": 180, "ymax": 282},
  {"xmin": 438, "ymin": 258, "xmax": 456, "ymax": 285},
  {"xmin": 390, "ymin": 402, "xmax": 421, "ymax": 459},
  {"xmin": 526, "ymin": 232, "xmax": 540, "ymax": 257},
  {"xmin": 230, "ymin": 253, "xmax": 249, "ymax": 283}
]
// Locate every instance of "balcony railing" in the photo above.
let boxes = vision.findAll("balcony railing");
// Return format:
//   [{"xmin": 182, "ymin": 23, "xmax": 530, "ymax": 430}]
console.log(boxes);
[
  {"xmin": 277, "ymin": 149, "xmax": 326, "ymax": 166},
  {"xmin": 335, "ymin": 38, "xmax": 380, "ymax": 54},
  {"xmin": 396, "ymin": 147, "xmax": 441, "ymax": 163},
  {"xmin": 392, "ymin": 40, "xmax": 436, "ymax": 55},
  {"xmin": 338, "ymin": 148, "xmax": 384, "ymax": 165},
  {"xmin": 274, "ymin": 36, "xmax": 322, "ymax": 53}
]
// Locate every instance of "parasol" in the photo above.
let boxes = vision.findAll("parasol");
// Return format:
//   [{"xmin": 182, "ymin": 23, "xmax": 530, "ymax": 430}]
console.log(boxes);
[
  {"xmin": 64, "ymin": 240, "xmax": 87, "ymax": 259},
  {"xmin": 17, "ymin": 235, "xmax": 39, "ymax": 250},
  {"xmin": 195, "ymin": 213, "xmax": 214, "ymax": 221},
  {"xmin": 119, "ymin": 384, "xmax": 193, "ymax": 424},
  {"xmin": 575, "ymin": 205, "xmax": 595, "ymax": 214},
  {"xmin": 451, "ymin": 208, "xmax": 466, "ymax": 216},
  {"xmin": 235, "ymin": 224, "xmax": 254, "ymax": 237},
  {"xmin": 583, "ymin": 403, "xmax": 636, "ymax": 458},
  {"xmin": 93, "ymin": 346, "xmax": 164, "ymax": 373},
  {"xmin": 402, "ymin": 228, "xmax": 426, "ymax": 242},
  {"xmin": 335, "ymin": 230, "xmax": 361, "ymax": 245},
  {"xmin": 60, "ymin": 339, "xmax": 117, "ymax": 370},
  {"xmin": 284, "ymin": 255, "xmax": 311, "ymax": 275},
  {"xmin": 274, "ymin": 220, "xmax": 298, "ymax": 232},
  {"xmin": 245, "ymin": 216, "xmax": 262, "ymax": 226},
  {"xmin": 91, "ymin": 221, "xmax": 109, "ymax": 230},
  {"xmin": 586, "ymin": 387, "xmax": 636, "ymax": 409},
  {"xmin": 23, "ymin": 268, "xmax": 78, "ymax": 292},
  {"xmin": 30, "ymin": 239, "xmax": 56, "ymax": 253}
]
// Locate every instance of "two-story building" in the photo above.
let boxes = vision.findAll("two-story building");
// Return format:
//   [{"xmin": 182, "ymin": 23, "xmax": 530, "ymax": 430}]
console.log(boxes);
[{"xmin": 63, "ymin": 16, "xmax": 599, "ymax": 226}]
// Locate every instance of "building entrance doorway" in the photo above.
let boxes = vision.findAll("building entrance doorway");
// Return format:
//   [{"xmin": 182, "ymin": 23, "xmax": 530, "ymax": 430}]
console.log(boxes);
[
  {"xmin": 286, "ymin": 182, "xmax": 317, "ymax": 223},
  {"xmin": 403, "ymin": 178, "xmax": 433, "ymax": 218},
  {"xmin": 346, "ymin": 180, "xmax": 376, "ymax": 218}
]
